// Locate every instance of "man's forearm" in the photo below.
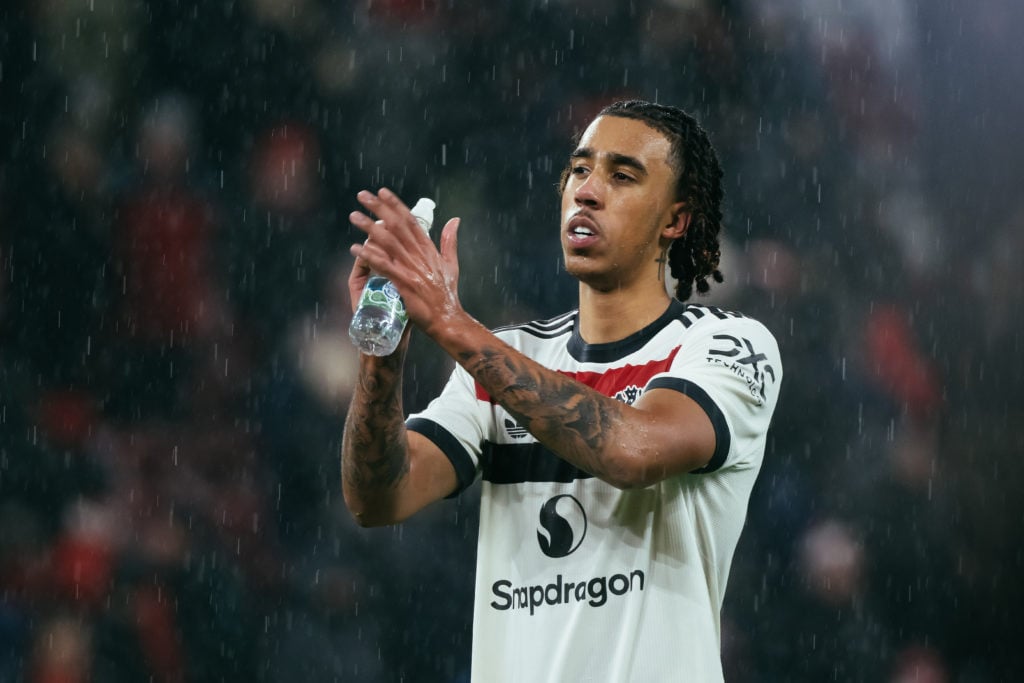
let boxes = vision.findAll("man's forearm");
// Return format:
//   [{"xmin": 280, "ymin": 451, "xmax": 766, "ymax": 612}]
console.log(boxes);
[
  {"xmin": 341, "ymin": 351, "xmax": 410, "ymax": 509},
  {"xmin": 436, "ymin": 316, "xmax": 640, "ymax": 488}
]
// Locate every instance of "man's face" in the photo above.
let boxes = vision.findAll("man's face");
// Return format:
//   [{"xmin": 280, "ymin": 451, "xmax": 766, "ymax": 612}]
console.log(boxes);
[{"xmin": 560, "ymin": 115, "xmax": 683, "ymax": 292}]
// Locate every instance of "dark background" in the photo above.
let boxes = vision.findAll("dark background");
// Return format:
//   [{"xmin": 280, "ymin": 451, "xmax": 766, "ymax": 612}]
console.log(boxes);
[{"xmin": 2, "ymin": 0, "xmax": 1022, "ymax": 680}]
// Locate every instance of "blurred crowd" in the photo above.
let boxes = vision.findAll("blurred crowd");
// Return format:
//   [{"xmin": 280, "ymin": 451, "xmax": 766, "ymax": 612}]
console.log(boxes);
[{"xmin": 1, "ymin": 0, "xmax": 1022, "ymax": 681}]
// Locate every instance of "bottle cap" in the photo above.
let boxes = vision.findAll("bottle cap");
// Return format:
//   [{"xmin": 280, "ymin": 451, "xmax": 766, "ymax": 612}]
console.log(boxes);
[{"xmin": 410, "ymin": 198, "xmax": 435, "ymax": 234}]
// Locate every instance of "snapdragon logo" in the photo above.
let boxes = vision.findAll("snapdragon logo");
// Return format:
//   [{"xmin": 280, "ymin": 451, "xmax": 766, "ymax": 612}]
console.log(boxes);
[
  {"xmin": 491, "ymin": 495, "xmax": 645, "ymax": 616},
  {"xmin": 536, "ymin": 494, "xmax": 587, "ymax": 558},
  {"xmin": 490, "ymin": 570, "xmax": 646, "ymax": 616}
]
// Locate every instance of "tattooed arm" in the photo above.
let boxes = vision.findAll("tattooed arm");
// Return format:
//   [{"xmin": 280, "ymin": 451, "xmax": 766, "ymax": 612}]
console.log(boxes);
[
  {"xmin": 341, "ymin": 345, "xmax": 459, "ymax": 527},
  {"xmin": 340, "ymin": 202, "xmax": 458, "ymax": 527},
  {"xmin": 437, "ymin": 317, "xmax": 717, "ymax": 489}
]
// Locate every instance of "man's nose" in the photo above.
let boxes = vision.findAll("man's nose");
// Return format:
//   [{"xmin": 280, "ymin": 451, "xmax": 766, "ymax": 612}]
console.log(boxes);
[{"xmin": 574, "ymin": 173, "xmax": 603, "ymax": 209}]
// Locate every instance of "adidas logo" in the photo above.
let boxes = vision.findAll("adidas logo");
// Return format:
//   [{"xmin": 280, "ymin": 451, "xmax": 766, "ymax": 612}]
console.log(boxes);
[{"xmin": 504, "ymin": 418, "xmax": 529, "ymax": 439}]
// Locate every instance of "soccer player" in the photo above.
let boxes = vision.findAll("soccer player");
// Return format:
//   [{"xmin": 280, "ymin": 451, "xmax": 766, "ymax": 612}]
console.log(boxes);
[{"xmin": 342, "ymin": 100, "xmax": 782, "ymax": 682}]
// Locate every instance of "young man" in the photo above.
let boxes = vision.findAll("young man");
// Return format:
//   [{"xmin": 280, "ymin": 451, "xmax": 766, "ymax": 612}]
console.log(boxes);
[{"xmin": 342, "ymin": 100, "xmax": 782, "ymax": 681}]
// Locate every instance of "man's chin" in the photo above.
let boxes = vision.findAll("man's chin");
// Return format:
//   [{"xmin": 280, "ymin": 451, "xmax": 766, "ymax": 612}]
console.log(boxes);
[
  {"xmin": 563, "ymin": 258, "xmax": 594, "ymax": 282},
  {"xmin": 564, "ymin": 262, "xmax": 618, "ymax": 292}
]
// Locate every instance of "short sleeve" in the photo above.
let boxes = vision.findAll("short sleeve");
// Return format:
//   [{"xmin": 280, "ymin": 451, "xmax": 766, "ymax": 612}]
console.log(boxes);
[
  {"xmin": 406, "ymin": 365, "xmax": 490, "ymax": 496},
  {"xmin": 645, "ymin": 315, "xmax": 783, "ymax": 473}
]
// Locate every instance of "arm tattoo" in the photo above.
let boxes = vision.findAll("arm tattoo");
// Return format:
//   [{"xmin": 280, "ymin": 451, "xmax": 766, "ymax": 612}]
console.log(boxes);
[
  {"xmin": 460, "ymin": 346, "xmax": 624, "ymax": 477},
  {"xmin": 342, "ymin": 355, "xmax": 410, "ymax": 491}
]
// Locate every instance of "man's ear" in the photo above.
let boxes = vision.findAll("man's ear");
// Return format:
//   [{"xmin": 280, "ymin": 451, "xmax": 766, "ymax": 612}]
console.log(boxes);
[{"xmin": 663, "ymin": 202, "xmax": 691, "ymax": 240}]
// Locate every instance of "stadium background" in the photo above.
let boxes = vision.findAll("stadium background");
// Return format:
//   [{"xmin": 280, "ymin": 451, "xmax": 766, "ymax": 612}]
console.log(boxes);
[{"xmin": 2, "ymin": 0, "xmax": 1022, "ymax": 680}]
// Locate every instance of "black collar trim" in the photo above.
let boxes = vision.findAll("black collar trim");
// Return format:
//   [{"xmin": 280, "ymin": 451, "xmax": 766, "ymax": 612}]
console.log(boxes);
[{"xmin": 567, "ymin": 299, "xmax": 684, "ymax": 363}]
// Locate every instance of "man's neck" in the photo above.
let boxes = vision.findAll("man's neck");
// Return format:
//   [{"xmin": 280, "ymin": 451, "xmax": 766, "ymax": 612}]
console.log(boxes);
[{"xmin": 576, "ymin": 283, "xmax": 673, "ymax": 345}]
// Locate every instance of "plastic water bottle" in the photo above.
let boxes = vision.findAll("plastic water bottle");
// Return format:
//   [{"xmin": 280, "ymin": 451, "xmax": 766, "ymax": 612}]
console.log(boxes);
[{"xmin": 348, "ymin": 198, "xmax": 435, "ymax": 356}]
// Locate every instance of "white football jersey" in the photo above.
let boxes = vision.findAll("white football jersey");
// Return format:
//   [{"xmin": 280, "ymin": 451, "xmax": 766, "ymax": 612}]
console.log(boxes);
[{"xmin": 407, "ymin": 300, "xmax": 782, "ymax": 682}]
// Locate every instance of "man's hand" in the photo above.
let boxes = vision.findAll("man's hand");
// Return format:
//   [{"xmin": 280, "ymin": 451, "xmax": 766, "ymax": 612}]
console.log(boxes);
[
  {"xmin": 346, "ymin": 238, "xmax": 373, "ymax": 315},
  {"xmin": 342, "ymin": 188, "xmax": 464, "ymax": 525},
  {"xmin": 348, "ymin": 188, "xmax": 463, "ymax": 338}
]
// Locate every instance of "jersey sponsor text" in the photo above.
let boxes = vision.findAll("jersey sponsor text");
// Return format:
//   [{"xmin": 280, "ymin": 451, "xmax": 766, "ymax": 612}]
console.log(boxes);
[{"xmin": 490, "ymin": 569, "xmax": 645, "ymax": 615}]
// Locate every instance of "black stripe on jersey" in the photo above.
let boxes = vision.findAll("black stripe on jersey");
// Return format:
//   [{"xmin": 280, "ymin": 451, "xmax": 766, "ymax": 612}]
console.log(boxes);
[
  {"xmin": 406, "ymin": 417, "xmax": 478, "ymax": 497},
  {"xmin": 645, "ymin": 377, "xmax": 731, "ymax": 473},
  {"xmin": 528, "ymin": 311, "xmax": 577, "ymax": 330},
  {"xmin": 480, "ymin": 442, "xmax": 594, "ymax": 485},
  {"xmin": 679, "ymin": 303, "xmax": 745, "ymax": 328},
  {"xmin": 494, "ymin": 311, "xmax": 576, "ymax": 339},
  {"xmin": 518, "ymin": 325, "xmax": 575, "ymax": 341}
]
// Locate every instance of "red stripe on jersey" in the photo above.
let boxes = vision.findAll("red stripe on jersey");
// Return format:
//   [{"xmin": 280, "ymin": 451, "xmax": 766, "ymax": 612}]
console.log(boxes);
[{"xmin": 474, "ymin": 346, "xmax": 682, "ymax": 403}]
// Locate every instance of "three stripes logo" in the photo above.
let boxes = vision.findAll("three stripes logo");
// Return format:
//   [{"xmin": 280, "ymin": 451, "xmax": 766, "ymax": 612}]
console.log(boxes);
[{"xmin": 504, "ymin": 417, "xmax": 529, "ymax": 439}]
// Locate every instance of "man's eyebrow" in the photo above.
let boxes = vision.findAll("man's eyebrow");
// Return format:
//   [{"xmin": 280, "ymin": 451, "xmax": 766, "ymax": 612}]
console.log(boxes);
[{"xmin": 569, "ymin": 147, "xmax": 648, "ymax": 175}]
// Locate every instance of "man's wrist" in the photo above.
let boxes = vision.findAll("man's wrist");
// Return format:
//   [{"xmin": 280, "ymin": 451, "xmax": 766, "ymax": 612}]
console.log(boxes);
[{"xmin": 426, "ymin": 309, "xmax": 486, "ymax": 358}]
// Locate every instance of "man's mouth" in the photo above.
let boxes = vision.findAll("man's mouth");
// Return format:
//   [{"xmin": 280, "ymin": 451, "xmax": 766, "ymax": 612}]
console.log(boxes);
[{"xmin": 566, "ymin": 214, "xmax": 599, "ymax": 240}]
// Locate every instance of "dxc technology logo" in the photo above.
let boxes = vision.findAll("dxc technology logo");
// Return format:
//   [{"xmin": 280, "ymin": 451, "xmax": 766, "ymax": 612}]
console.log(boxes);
[
  {"xmin": 536, "ymin": 494, "xmax": 587, "ymax": 558},
  {"xmin": 708, "ymin": 333, "xmax": 777, "ymax": 403}
]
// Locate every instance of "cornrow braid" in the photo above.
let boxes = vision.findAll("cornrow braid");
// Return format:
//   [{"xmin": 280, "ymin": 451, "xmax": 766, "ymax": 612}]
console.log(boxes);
[{"xmin": 598, "ymin": 100, "xmax": 725, "ymax": 301}]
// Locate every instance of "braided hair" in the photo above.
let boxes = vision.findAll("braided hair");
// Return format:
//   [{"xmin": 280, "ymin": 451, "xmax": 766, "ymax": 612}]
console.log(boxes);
[{"xmin": 563, "ymin": 100, "xmax": 725, "ymax": 301}]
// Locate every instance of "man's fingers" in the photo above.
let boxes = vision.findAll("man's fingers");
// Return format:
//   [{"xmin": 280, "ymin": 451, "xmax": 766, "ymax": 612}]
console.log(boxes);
[
  {"xmin": 351, "ymin": 238, "xmax": 395, "ymax": 272},
  {"xmin": 440, "ymin": 217, "xmax": 461, "ymax": 271},
  {"xmin": 349, "ymin": 242, "xmax": 370, "ymax": 265},
  {"xmin": 375, "ymin": 187, "xmax": 410, "ymax": 214},
  {"xmin": 348, "ymin": 210, "xmax": 378, "ymax": 237},
  {"xmin": 355, "ymin": 188, "xmax": 416, "ymax": 236},
  {"xmin": 350, "ymin": 206, "xmax": 406, "ymax": 255},
  {"xmin": 350, "ymin": 189, "xmax": 447, "ymax": 290}
]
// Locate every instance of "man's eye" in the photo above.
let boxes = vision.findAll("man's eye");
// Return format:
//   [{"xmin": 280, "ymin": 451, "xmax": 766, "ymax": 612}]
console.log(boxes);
[
  {"xmin": 613, "ymin": 172, "xmax": 635, "ymax": 182},
  {"xmin": 571, "ymin": 166, "xmax": 588, "ymax": 175}
]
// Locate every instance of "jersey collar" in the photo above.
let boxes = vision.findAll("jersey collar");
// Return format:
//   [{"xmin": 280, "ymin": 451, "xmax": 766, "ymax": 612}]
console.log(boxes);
[{"xmin": 568, "ymin": 299, "xmax": 684, "ymax": 363}]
